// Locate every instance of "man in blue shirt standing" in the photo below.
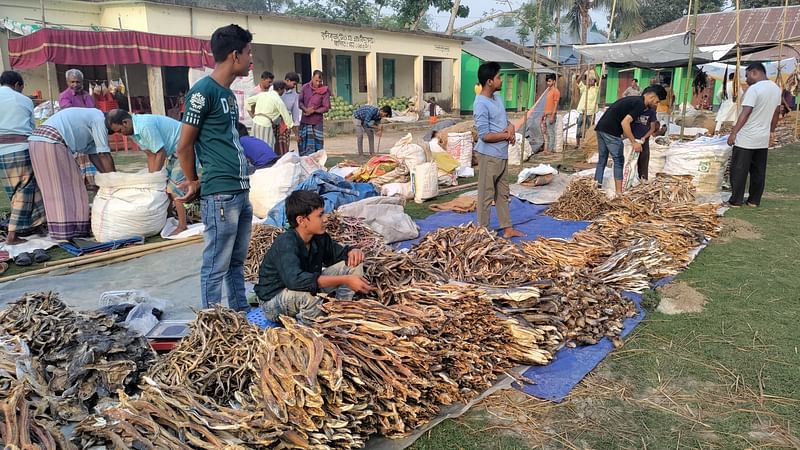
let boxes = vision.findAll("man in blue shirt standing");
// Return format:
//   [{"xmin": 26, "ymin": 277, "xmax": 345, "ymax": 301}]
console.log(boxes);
[
  {"xmin": 352, "ymin": 104, "xmax": 392, "ymax": 156},
  {"xmin": 473, "ymin": 62, "xmax": 524, "ymax": 239}
]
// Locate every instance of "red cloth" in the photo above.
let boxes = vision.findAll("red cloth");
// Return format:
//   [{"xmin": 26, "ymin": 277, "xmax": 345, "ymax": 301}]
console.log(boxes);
[{"xmin": 9, "ymin": 29, "xmax": 214, "ymax": 69}]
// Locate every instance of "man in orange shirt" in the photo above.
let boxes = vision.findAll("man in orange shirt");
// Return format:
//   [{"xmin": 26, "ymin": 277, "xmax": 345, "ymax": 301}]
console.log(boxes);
[{"xmin": 543, "ymin": 74, "xmax": 560, "ymax": 153}]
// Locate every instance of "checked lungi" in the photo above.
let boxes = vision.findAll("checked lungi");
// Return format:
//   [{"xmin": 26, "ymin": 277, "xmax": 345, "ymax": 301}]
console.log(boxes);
[
  {"xmin": 275, "ymin": 122, "xmax": 291, "ymax": 156},
  {"xmin": 0, "ymin": 141, "xmax": 45, "ymax": 234},
  {"xmin": 28, "ymin": 140, "xmax": 90, "ymax": 240},
  {"xmin": 298, "ymin": 123, "xmax": 324, "ymax": 156}
]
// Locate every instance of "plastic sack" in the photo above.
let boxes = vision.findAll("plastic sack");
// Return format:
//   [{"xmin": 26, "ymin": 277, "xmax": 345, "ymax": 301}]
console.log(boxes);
[
  {"xmin": 622, "ymin": 141, "xmax": 641, "ymax": 190},
  {"xmin": 98, "ymin": 290, "xmax": 167, "ymax": 336},
  {"xmin": 412, "ymin": 162, "xmax": 439, "ymax": 204},
  {"xmin": 300, "ymin": 150, "xmax": 328, "ymax": 180},
  {"xmin": 447, "ymin": 131, "xmax": 474, "ymax": 169},
  {"xmin": 431, "ymin": 151, "xmax": 459, "ymax": 173},
  {"xmin": 92, "ymin": 170, "xmax": 170, "ymax": 242},
  {"xmin": 337, "ymin": 197, "xmax": 419, "ymax": 243},
  {"xmin": 381, "ymin": 182, "xmax": 414, "ymax": 200},
  {"xmin": 250, "ymin": 152, "xmax": 303, "ymax": 219},
  {"xmin": 390, "ymin": 133, "xmax": 426, "ymax": 173},
  {"xmin": 648, "ymin": 137, "xmax": 671, "ymax": 176},
  {"xmin": 662, "ymin": 136, "xmax": 732, "ymax": 193},
  {"xmin": 508, "ymin": 133, "xmax": 533, "ymax": 166},
  {"xmin": 517, "ymin": 164, "xmax": 558, "ymax": 184}
]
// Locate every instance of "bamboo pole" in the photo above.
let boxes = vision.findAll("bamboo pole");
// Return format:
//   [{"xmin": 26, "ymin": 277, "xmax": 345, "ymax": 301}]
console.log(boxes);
[
  {"xmin": 62, "ymin": 241, "xmax": 201, "ymax": 275},
  {"xmin": 40, "ymin": 0, "xmax": 53, "ymax": 107},
  {"xmin": 520, "ymin": 0, "xmax": 543, "ymax": 166},
  {"xmin": 0, "ymin": 237, "xmax": 202, "ymax": 283},
  {"xmin": 591, "ymin": 0, "xmax": 619, "ymax": 130},
  {"xmin": 678, "ymin": 0, "xmax": 701, "ymax": 140},
  {"xmin": 734, "ymin": 0, "xmax": 742, "ymax": 118}
]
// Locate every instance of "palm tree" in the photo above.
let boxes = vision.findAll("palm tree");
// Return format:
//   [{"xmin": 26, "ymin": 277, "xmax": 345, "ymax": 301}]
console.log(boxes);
[{"xmin": 541, "ymin": 0, "xmax": 642, "ymax": 47}]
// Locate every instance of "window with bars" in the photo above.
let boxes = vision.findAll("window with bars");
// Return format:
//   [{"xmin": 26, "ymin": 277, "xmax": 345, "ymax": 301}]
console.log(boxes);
[{"xmin": 423, "ymin": 60, "xmax": 442, "ymax": 93}]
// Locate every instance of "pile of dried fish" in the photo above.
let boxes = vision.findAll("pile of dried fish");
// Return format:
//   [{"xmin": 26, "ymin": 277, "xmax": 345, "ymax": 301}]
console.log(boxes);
[
  {"xmin": 147, "ymin": 306, "xmax": 264, "ymax": 406},
  {"xmin": 591, "ymin": 238, "xmax": 677, "ymax": 292},
  {"xmin": 326, "ymin": 212, "xmax": 389, "ymax": 258},
  {"xmin": 244, "ymin": 223, "xmax": 284, "ymax": 282},
  {"xmin": 0, "ymin": 293, "xmax": 155, "ymax": 422},
  {"xmin": 392, "ymin": 283, "xmax": 514, "ymax": 397},
  {"xmin": 622, "ymin": 174, "xmax": 696, "ymax": 205},
  {"xmin": 501, "ymin": 317, "xmax": 555, "ymax": 365},
  {"xmin": 314, "ymin": 299, "xmax": 439, "ymax": 436},
  {"xmin": 773, "ymin": 115, "xmax": 798, "ymax": 147},
  {"xmin": 411, "ymin": 224, "xmax": 542, "ymax": 286},
  {"xmin": 76, "ymin": 377, "xmax": 281, "ymax": 449},
  {"xmin": 546, "ymin": 177, "xmax": 611, "ymax": 221},
  {"xmin": 0, "ymin": 335, "xmax": 75, "ymax": 450},
  {"xmin": 145, "ymin": 307, "xmax": 374, "ymax": 449},
  {"xmin": 522, "ymin": 230, "xmax": 616, "ymax": 269},
  {"xmin": 493, "ymin": 272, "xmax": 637, "ymax": 349},
  {"xmin": 364, "ymin": 250, "xmax": 448, "ymax": 304}
]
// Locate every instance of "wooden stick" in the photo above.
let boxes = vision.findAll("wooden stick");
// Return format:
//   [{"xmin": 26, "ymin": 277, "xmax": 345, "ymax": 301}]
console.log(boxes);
[
  {"xmin": 43, "ymin": 236, "xmax": 202, "ymax": 269},
  {"xmin": 0, "ymin": 237, "xmax": 202, "ymax": 283},
  {"xmin": 438, "ymin": 181, "xmax": 479, "ymax": 196},
  {"xmin": 61, "ymin": 239, "xmax": 201, "ymax": 275}
]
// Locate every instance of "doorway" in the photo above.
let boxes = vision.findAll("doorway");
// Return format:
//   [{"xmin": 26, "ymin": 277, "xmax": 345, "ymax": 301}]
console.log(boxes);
[
  {"xmin": 382, "ymin": 58, "xmax": 395, "ymax": 98},
  {"xmin": 335, "ymin": 55, "xmax": 352, "ymax": 103}
]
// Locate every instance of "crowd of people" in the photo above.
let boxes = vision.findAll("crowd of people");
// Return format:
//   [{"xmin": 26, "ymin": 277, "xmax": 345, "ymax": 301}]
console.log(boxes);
[{"xmin": 0, "ymin": 22, "xmax": 786, "ymax": 313}]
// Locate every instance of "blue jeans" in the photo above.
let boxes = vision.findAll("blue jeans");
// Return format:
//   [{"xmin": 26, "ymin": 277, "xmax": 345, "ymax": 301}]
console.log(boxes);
[
  {"xmin": 200, "ymin": 191, "xmax": 252, "ymax": 311},
  {"xmin": 594, "ymin": 131, "xmax": 625, "ymax": 183}
]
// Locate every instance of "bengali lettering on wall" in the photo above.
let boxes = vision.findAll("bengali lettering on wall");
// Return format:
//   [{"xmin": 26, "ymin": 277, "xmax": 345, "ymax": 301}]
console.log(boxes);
[{"xmin": 321, "ymin": 30, "xmax": 375, "ymax": 49}]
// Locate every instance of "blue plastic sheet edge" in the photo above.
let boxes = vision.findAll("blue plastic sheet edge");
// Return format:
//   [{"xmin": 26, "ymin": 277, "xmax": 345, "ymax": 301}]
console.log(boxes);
[
  {"xmin": 515, "ymin": 290, "xmax": 646, "ymax": 402},
  {"xmin": 58, "ymin": 236, "xmax": 146, "ymax": 257}
]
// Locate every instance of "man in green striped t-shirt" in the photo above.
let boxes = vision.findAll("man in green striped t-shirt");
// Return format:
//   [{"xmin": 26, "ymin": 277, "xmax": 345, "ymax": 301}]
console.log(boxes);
[{"xmin": 176, "ymin": 24, "xmax": 253, "ymax": 311}]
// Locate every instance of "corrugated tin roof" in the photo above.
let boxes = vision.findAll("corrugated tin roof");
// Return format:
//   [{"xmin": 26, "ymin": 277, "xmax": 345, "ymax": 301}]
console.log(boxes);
[
  {"xmin": 482, "ymin": 25, "xmax": 607, "ymax": 46},
  {"xmin": 462, "ymin": 36, "xmax": 554, "ymax": 72},
  {"xmin": 632, "ymin": 6, "xmax": 800, "ymax": 46}
]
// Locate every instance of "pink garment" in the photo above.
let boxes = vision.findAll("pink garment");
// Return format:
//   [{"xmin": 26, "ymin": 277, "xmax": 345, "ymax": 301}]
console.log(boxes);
[
  {"xmin": 299, "ymin": 83, "xmax": 330, "ymax": 126},
  {"xmin": 58, "ymin": 88, "xmax": 95, "ymax": 109}
]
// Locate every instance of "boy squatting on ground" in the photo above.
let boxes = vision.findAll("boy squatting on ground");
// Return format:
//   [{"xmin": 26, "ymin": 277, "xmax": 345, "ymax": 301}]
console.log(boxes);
[{"xmin": 255, "ymin": 190, "xmax": 373, "ymax": 323}]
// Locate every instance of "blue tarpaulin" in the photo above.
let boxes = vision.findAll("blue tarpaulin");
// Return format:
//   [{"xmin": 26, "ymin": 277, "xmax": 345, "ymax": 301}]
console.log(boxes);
[
  {"xmin": 265, "ymin": 170, "xmax": 378, "ymax": 227},
  {"xmin": 396, "ymin": 197, "xmax": 590, "ymax": 249}
]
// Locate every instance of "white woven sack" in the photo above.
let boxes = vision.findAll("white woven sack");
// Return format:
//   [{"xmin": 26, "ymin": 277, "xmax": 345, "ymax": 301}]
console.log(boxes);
[{"xmin": 92, "ymin": 170, "xmax": 169, "ymax": 242}]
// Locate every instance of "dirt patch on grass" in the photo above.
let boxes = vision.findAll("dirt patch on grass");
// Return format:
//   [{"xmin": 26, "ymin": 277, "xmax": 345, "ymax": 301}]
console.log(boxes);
[
  {"xmin": 717, "ymin": 217, "xmax": 762, "ymax": 243},
  {"xmin": 656, "ymin": 282, "xmax": 707, "ymax": 315},
  {"xmin": 761, "ymin": 191, "xmax": 800, "ymax": 201}
]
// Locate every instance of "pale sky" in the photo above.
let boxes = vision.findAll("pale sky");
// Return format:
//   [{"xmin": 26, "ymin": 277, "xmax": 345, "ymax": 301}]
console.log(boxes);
[{"xmin": 429, "ymin": 0, "xmax": 609, "ymax": 34}]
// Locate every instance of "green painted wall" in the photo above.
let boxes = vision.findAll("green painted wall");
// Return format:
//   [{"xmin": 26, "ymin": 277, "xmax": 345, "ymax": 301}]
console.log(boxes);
[
  {"xmin": 460, "ymin": 52, "xmax": 531, "ymax": 112},
  {"xmin": 460, "ymin": 52, "xmax": 482, "ymax": 112},
  {"xmin": 605, "ymin": 67, "xmax": 620, "ymax": 104},
  {"xmin": 673, "ymin": 67, "xmax": 695, "ymax": 106}
]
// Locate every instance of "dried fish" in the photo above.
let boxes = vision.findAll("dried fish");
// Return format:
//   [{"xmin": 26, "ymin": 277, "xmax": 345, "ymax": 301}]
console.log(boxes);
[
  {"xmin": 410, "ymin": 224, "xmax": 543, "ymax": 287},
  {"xmin": 364, "ymin": 250, "xmax": 448, "ymax": 304},
  {"xmin": 591, "ymin": 238, "xmax": 676, "ymax": 292},
  {"xmin": 326, "ymin": 212, "xmax": 389, "ymax": 258},
  {"xmin": 0, "ymin": 293, "xmax": 155, "ymax": 422},
  {"xmin": 546, "ymin": 177, "xmax": 611, "ymax": 221},
  {"xmin": 244, "ymin": 223, "xmax": 284, "ymax": 283},
  {"xmin": 0, "ymin": 336, "xmax": 76, "ymax": 450}
]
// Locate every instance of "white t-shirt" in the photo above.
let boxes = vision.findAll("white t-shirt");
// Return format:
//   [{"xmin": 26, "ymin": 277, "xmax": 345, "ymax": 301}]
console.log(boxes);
[{"xmin": 735, "ymin": 79, "xmax": 781, "ymax": 149}]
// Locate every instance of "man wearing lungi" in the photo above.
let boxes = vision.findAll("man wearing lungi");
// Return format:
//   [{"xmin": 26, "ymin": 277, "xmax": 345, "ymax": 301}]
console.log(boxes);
[
  {"xmin": 298, "ymin": 70, "xmax": 330, "ymax": 156},
  {"xmin": 28, "ymin": 108, "xmax": 116, "ymax": 241},
  {"xmin": 0, "ymin": 71, "xmax": 45, "ymax": 245},
  {"xmin": 245, "ymin": 81, "xmax": 293, "ymax": 151},
  {"xmin": 279, "ymin": 72, "xmax": 302, "ymax": 154},
  {"xmin": 106, "ymin": 110, "xmax": 196, "ymax": 235}
]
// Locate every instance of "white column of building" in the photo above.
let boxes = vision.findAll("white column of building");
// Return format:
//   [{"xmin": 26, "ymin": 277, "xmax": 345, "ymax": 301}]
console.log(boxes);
[
  {"xmin": 366, "ymin": 51, "xmax": 378, "ymax": 105},
  {"xmin": 146, "ymin": 65, "xmax": 166, "ymax": 115},
  {"xmin": 451, "ymin": 54, "xmax": 461, "ymax": 115},
  {"xmin": 413, "ymin": 55, "xmax": 424, "ymax": 116},
  {"xmin": 311, "ymin": 47, "xmax": 323, "ymax": 74}
]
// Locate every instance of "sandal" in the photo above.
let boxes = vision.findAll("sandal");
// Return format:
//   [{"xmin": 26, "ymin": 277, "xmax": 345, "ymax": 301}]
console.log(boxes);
[
  {"xmin": 0, "ymin": 250, "xmax": 10, "ymax": 263},
  {"xmin": 32, "ymin": 248, "xmax": 50, "ymax": 263},
  {"xmin": 14, "ymin": 252, "xmax": 33, "ymax": 267},
  {"xmin": 0, "ymin": 262, "xmax": 7, "ymax": 275}
]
